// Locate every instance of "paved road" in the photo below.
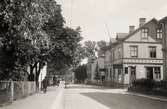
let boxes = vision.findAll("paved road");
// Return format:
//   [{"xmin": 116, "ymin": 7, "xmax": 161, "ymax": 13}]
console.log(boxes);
[{"xmin": 63, "ymin": 84, "xmax": 167, "ymax": 109}]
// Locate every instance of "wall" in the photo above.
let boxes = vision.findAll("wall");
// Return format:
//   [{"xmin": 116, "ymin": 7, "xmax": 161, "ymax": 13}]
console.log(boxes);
[
  {"xmin": 123, "ymin": 42, "xmax": 163, "ymax": 59},
  {"xmin": 0, "ymin": 81, "xmax": 36, "ymax": 106}
]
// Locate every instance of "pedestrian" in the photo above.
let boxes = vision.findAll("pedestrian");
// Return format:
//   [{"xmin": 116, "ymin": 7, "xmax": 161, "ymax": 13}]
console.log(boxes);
[
  {"xmin": 53, "ymin": 75, "xmax": 57, "ymax": 86},
  {"xmin": 42, "ymin": 77, "xmax": 48, "ymax": 93}
]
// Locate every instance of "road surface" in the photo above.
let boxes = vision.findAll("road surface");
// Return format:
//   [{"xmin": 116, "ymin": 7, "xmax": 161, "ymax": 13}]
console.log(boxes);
[{"xmin": 63, "ymin": 84, "xmax": 167, "ymax": 109}]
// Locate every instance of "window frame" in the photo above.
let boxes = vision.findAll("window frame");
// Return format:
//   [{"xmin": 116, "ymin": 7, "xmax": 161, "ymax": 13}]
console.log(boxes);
[
  {"xmin": 149, "ymin": 46, "xmax": 156, "ymax": 58},
  {"xmin": 156, "ymin": 28, "xmax": 162, "ymax": 39},
  {"xmin": 125, "ymin": 67, "xmax": 128, "ymax": 74},
  {"xmin": 141, "ymin": 28, "xmax": 149, "ymax": 39},
  {"xmin": 154, "ymin": 67, "xmax": 161, "ymax": 79},
  {"xmin": 130, "ymin": 45, "xmax": 138, "ymax": 58}
]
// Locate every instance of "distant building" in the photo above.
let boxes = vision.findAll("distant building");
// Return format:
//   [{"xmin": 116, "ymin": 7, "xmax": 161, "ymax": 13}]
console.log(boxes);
[{"xmin": 86, "ymin": 55, "xmax": 105, "ymax": 83}]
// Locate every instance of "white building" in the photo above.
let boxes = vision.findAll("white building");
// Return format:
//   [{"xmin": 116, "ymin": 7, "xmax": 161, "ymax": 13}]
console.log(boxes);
[{"xmin": 111, "ymin": 18, "xmax": 163, "ymax": 85}]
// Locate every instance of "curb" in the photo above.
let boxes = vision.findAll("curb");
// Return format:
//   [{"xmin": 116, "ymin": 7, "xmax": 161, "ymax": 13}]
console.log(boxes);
[
  {"xmin": 50, "ymin": 87, "xmax": 64, "ymax": 109},
  {"xmin": 126, "ymin": 92, "xmax": 167, "ymax": 102}
]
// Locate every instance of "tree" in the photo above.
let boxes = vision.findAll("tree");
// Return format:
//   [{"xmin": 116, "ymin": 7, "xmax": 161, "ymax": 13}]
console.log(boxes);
[
  {"xmin": 47, "ymin": 27, "xmax": 83, "ymax": 76},
  {"xmin": 74, "ymin": 64, "xmax": 87, "ymax": 83},
  {"xmin": 0, "ymin": 0, "xmax": 50, "ymax": 80},
  {"xmin": 97, "ymin": 40, "xmax": 107, "ymax": 57},
  {"xmin": 0, "ymin": 0, "xmax": 85, "ymax": 83},
  {"xmin": 83, "ymin": 40, "xmax": 96, "ymax": 58}
]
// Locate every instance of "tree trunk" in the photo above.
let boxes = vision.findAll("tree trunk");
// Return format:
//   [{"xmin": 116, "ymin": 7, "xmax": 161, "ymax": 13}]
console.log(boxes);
[
  {"xmin": 35, "ymin": 62, "xmax": 43, "ymax": 92},
  {"xmin": 27, "ymin": 65, "xmax": 35, "ymax": 81}
]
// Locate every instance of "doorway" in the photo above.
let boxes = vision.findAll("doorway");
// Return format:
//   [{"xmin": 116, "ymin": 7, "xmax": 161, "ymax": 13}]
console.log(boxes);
[{"xmin": 146, "ymin": 67, "xmax": 153, "ymax": 80}]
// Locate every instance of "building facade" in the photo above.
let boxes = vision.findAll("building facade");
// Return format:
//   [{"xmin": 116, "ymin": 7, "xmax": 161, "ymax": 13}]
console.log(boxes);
[{"xmin": 111, "ymin": 18, "xmax": 163, "ymax": 85}]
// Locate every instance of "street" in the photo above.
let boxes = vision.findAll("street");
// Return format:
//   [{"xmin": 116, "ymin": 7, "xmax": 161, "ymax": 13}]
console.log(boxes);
[
  {"xmin": 1, "ymin": 84, "xmax": 167, "ymax": 109},
  {"xmin": 64, "ymin": 84, "xmax": 167, "ymax": 109}
]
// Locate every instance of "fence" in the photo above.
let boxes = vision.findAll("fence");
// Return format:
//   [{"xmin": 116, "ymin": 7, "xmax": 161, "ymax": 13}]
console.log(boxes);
[{"xmin": 0, "ymin": 81, "xmax": 36, "ymax": 106}]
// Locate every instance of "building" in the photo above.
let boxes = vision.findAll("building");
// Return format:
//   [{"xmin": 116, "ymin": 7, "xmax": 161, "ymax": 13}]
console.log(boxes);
[
  {"xmin": 86, "ymin": 56, "xmax": 105, "ymax": 83},
  {"xmin": 160, "ymin": 16, "xmax": 167, "ymax": 80},
  {"xmin": 111, "ymin": 18, "xmax": 163, "ymax": 85}
]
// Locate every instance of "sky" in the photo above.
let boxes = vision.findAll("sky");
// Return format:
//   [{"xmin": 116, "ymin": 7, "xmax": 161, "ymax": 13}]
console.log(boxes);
[{"xmin": 56, "ymin": 0, "xmax": 167, "ymax": 42}]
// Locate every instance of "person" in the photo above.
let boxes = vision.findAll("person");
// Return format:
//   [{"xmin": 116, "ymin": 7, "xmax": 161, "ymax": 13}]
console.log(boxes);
[
  {"xmin": 42, "ymin": 77, "xmax": 48, "ymax": 93},
  {"xmin": 53, "ymin": 75, "xmax": 57, "ymax": 86}
]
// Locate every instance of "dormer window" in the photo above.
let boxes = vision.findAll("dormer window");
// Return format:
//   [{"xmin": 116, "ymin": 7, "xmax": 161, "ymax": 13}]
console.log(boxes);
[
  {"xmin": 141, "ymin": 28, "xmax": 148, "ymax": 39},
  {"xmin": 156, "ymin": 29, "xmax": 162, "ymax": 39}
]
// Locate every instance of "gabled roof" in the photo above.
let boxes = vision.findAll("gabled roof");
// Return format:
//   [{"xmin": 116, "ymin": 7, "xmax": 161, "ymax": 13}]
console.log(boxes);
[{"xmin": 121, "ymin": 18, "xmax": 159, "ymax": 41}]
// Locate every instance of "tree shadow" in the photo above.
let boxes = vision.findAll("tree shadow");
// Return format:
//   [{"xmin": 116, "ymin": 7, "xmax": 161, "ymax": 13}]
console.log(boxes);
[{"xmin": 80, "ymin": 92, "xmax": 167, "ymax": 109}]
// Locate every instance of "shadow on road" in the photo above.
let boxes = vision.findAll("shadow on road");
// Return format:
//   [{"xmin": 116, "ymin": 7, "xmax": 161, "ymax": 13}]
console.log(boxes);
[
  {"xmin": 80, "ymin": 92, "xmax": 167, "ymax": 109},
  {"xmin": 65, "ymin": 84, "xmax": 124, "ymax": 90}
]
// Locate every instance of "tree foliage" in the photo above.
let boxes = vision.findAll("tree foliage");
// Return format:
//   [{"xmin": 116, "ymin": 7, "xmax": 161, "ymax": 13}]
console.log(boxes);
[
  {"xmin": 0, "ymin": 0, "xmax": 83, "ymax": 81},
  {"xmin": 83, "ymin": 40, "xmax": 96, "ymax": 58},
  {"xmin": 74, "ymin": 64, "xmax": 87, "ymax": 83},
  {"xmin": 96, "ymin": 40, "xmax": 107, "ymax": 56}
]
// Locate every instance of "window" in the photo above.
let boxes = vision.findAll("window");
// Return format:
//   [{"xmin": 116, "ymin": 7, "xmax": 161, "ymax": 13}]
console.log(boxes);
[
  {"xmin": 118, "ymin": 47, "xmax": 121, "ymax": 58},
  {"xmin": 125, "ymin": 67, "xmax": 128, "ymax": 74},
  {"xmin": 131, "ymin": 67, "xmax": 136, "ymax": 75},
  {"xmin": 156, "ymin": 29, "xmax": 162, "ymax": 39},
  {"xmin": 149, "ymin": 46, "xmax": 156, "ymax": 58},
  {"xmin": 141, "ymin": 28, "xmax": 148, "ymax": 39},
  {"xmin": 130, "ymin": 46, "xmax": 138, "ymax": 57},
  {"xmin": 154, "ymin": 67, "xmax": 161, "ymax": 79}
]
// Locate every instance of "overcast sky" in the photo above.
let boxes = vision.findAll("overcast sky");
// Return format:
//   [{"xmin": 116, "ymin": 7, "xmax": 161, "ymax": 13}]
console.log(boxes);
[{"xmin": 57, "ymin": 0, "xmax": 167, "ymax": 42}]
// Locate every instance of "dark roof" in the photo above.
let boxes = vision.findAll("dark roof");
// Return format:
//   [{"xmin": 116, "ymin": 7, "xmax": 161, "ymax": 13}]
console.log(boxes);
[
  {"xmin": 159, "ymin": 16, "xmax": 167, "ymax": 23},
  {"xmin": 116, "ymin": 33, "xmax": 128, "ymax": 41}
]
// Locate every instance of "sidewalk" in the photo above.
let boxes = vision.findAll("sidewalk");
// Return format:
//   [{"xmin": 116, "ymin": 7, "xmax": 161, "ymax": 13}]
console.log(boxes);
[
  {"xmin": 126, "ymin": 91, "xmax": 167, "ymax": 102},
  {"xmin": 0, "ymin": 86, "xmax": 64, "ymax": 109}
]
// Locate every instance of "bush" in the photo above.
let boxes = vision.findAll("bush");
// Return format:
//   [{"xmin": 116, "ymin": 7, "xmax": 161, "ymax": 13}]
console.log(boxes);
[
  {"xmin": 132, "ymin": 78, "xmax": 154, "ymax": 89},
  {"xmin": 130, "ymin": 79, "xmax": 167, "ymax": 91}
]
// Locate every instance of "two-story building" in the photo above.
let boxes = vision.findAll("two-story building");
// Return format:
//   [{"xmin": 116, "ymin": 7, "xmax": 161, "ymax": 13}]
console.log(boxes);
[{"xmin": 111, "ymin": 18, "xmax": 163, "ymax": 85}]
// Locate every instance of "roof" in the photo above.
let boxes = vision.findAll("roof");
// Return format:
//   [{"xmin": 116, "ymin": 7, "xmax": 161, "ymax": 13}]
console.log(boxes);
[
  {"xmin": 109, "ymin": 18, "xmax": 160, "ymax": 47},
  {"xmin": 116, "ymin": 33, "xmax": 128, "ymax": 41},
  {"xmin": 121, "ymin": 18, "xmax": 159, "ymax": 41},
  {"xmin": 159, "ymin": 16, "xmax": 167, "ymax": 23}
]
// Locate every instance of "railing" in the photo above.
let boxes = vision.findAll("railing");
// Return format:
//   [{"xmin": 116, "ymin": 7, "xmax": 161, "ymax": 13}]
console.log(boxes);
[{"xmin": 0, "ymin": 81, "xmax": 36, "ymax": 106}]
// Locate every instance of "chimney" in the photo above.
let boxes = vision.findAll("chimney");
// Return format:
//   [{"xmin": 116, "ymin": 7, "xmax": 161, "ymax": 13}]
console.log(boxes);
[
  {"xmin": 139, "ymin": 18, "xmax": 146, "ymax": 27},
  {"xmin": 129, "ymin": 25, "xmax": 135, "ymax": 33}
]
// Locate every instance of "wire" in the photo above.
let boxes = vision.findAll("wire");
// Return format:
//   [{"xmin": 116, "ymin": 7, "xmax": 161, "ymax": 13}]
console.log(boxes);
[
  {"xmin": 105, "ymin": 23, "xmax": 111, "ymax": 39},
  {"xmin": 70, "ymin": 0, "xmax": 73, "ymax": 27}
]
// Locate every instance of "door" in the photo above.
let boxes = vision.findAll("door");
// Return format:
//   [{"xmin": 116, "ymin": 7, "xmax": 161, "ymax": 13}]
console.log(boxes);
[
  {"xmin": 146, "ymin": 67, "xmax": 153, "ymax": 80},
  {"xmin": 130, "ymin": 66, "xmax": 136, "ymax": 83}
]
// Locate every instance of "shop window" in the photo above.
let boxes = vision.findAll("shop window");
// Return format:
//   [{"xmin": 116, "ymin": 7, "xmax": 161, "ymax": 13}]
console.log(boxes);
[
  {"xmin": 125, "ymin": 67, "xmax": 128, "ymax": 74},
  {"xmin": 154, "ymin": 67, "xmax": 161, "ymax": 79}
]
